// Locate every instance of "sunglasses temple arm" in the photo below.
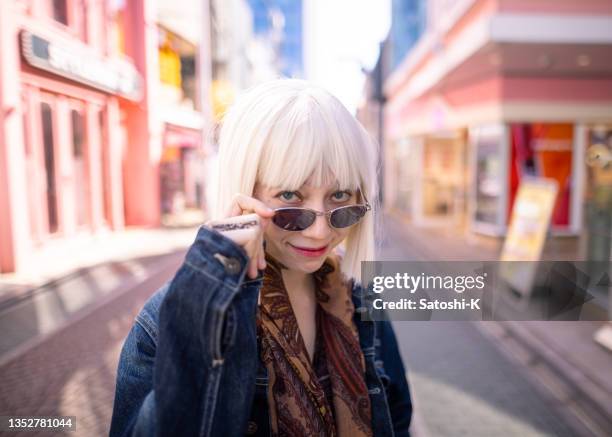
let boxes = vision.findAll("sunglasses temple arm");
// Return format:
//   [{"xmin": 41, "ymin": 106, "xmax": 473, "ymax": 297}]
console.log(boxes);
[{"xmin": 360, "ymin": 188, "xmax": 372, "ymax": 210}]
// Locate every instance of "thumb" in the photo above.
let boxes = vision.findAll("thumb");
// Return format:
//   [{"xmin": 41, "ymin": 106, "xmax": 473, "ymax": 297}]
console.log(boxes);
[{"xmin": 260, "ymin": 217, "xmax": 272, "ymax": 231}]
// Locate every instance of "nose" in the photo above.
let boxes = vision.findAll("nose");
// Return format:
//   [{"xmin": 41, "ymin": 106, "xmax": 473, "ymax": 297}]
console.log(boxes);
[{"xmin": 301, "ymin": 212, "xmax": 332, "ymax": 240}]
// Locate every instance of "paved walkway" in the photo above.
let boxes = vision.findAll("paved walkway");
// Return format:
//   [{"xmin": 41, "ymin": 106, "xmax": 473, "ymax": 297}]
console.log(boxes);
[
  {"xmin": 0, "ymin": 225, "xmax": 199, "ymax": 299},
  {"xmin": 0, "ymin": 254, "xmax": 181, "ymax": 436},
  {"xmin": 382, "ymin": 212, "xmax": 612, "ymax": 436},
  {"xmin": 0, "ymin": 226, "xmax": 199, "ymax": 363}
]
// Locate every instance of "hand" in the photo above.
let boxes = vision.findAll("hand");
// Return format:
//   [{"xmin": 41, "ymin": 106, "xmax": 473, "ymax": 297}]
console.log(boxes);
[{"xmin": 205, "ymin": 194, "xmax": 275, "ymax": 279}]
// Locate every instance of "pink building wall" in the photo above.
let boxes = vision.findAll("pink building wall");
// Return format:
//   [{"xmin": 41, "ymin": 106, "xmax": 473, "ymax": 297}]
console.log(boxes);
[
  {"xmin": 386, "ymin": 0, "xmax": 612, "ymax": 138},
  {"xmin": 121, "ymin": 0, "xmax": 162, "ymax": 227},
  {"xmin": 0, "ymin": 0, "xmax": 156, "ymax": 274},
  {"xmin": 0, "ymin": 1, "xmax": 33, "ymax": 273},
  {"xmin": 497, "ymin": 0, "xmax": 612, "ymax": 14},
  {"xmin": 383, "ymin": 0, "xmax": 612, "ymax": 235}
]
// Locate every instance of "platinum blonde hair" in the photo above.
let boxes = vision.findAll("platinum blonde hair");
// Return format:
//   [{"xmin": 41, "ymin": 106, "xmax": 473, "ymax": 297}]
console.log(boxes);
[{"xmin": 212, "ymin": 79, "xmax": 380, "ymax": 285}]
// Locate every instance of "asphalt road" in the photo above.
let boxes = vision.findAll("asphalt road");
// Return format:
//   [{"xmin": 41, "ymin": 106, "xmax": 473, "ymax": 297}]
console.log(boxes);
[{"xmin": 380, "ymin": 215, "xmax": 595, "ymax": 436}]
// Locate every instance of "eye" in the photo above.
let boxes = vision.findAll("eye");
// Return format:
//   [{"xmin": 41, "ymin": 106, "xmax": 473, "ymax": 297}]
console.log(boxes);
[
  {"xmin": 331, "ymin": 190, "xmax": 352, "ymax": 202},
  {"xmin": 276, "ymin": 191, "xmax": 301, "ymax": 203}
]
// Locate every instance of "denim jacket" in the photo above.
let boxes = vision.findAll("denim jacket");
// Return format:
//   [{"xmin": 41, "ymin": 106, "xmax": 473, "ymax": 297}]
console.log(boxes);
[{"xmin": 109, "ymin": 225, "xmax": 412, "ymax": 437}]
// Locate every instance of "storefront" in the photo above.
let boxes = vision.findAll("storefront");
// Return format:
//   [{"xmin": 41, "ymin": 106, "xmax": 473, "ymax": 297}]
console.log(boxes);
[
  {"xmin": 470, "ymin": 123, "xmax": 583, "ymax": 237},
  {"xmin": 157, "ymin": 25, "xmax": 206, "ymax": 223},
  {"xmin": 0, "ymin": 1, "xmax": 142, "ymax": 273},
  {"xmin": 391, "ymin": 138, "xmax": 419, "ymax": 215},
  {"xmin": 383, "ymin": 0, "xmax": 612, "ymax": 248},
  {"xmin": 420, "ymin": 131, "xmax": 468, "ymax": 225},
  {"xmin": 160, "ymin": 125, "xmax": 203, "ymax": 216},
  {"xmin": 390, "ymin": 130, "xmax": 468, "ymax": 227},
  {"xmin": 18, "ymin": 30, "xmax": 141, "ymax": 239}
]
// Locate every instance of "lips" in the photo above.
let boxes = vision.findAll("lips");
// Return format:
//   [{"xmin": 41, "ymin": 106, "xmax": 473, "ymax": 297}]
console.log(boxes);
[
  {"xmin": 291, "ymin": 244, "xmax": 328, "ymax": 251},
  {"xmin": 289, "ymin": 243, "xmax": 329, "ymax": 258}
]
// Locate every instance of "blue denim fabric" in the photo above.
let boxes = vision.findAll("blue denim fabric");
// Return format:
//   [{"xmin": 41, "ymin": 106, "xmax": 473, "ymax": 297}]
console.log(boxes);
[{"xmin": 109, "ymin": 225, "xmax": 412, "ymax": 437}]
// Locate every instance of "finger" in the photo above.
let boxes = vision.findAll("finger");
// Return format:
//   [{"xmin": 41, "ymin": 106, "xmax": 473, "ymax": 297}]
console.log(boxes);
[
  {"xmin": 207, "ymin": 214, "xmax": 260, "ymax": 246},
  {"xmin": 258, "ymin": 249, "xmax": 266, "ymax": 270},
  {"xmin": 250, "ymin": 254, "xmax": 259, "ymax": 279},
  {"xmin": 228, "ymin": 193, "xmax": 275, "ymax": 218},
  {"xmin": 257, "ymin": 235, "xmax": 266, "ymax": 270},
  {"xmin": 248, "ymin": 260, "xmax": 255, "ymax": 279},
  {"xmin": 260, "ymin": 216, "xmax": 272, "ymax": 231},
  {"xmin": 251, "ymin": 232, "xmax": 262, "ymax": 272},
  {"xmin": 247, "ymin": 235, "xmax": 261, "ymax": 278}
]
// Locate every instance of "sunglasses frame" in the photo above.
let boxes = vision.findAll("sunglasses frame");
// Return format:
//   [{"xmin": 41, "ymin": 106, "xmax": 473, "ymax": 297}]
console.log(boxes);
[{"xmin": 271, "ymin": 189, "xmax": 372, "ymax": 231}]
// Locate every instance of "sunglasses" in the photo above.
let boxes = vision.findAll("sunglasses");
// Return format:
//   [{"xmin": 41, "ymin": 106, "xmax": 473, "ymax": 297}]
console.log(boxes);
[{"xmin": 271, "ymin": 190, "xmax": 371, "ymax": 231}]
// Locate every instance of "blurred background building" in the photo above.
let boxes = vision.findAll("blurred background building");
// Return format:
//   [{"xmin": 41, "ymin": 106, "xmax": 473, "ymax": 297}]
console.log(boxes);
[
  {"xmin": 0, "ymin": 0, "xmax": 144, "ymax": 274},
  {"xmin": 360, "ymin": 0, "xmax": 612, "ymax": 268}
]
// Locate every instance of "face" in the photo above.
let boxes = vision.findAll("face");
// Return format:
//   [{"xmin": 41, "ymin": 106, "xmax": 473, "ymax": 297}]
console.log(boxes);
[{"xmin": 254, "ymin": 175, "xmax": 359, "ymax": 274}]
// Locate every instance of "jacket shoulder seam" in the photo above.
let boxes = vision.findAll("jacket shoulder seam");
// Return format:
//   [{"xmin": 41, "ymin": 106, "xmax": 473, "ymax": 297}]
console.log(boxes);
[{"xmin": 135, "ymin": 313, "xmax": 158, "ymax": 346}]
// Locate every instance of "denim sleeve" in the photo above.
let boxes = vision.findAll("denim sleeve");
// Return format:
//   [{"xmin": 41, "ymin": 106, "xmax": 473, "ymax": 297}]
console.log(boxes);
[
  {"xmin": 109, "ymin": 321, "xmax": 158, "ymax": 437},
  {"xmin": 109, "ymin": 226, "xmax": 258, "ymax": 437},
  {"xmin": 378, "ymin": 320, "xmax": 413, "ymax": 437}
]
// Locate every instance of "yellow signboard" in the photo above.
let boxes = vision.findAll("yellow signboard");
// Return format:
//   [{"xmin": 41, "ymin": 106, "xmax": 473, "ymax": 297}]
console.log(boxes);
[
  {"xmin": 501, "ymin": 178, "xmax": 559, "ymax": 262},
  {"xmin": 500, "ymin": 178, "xmax": 558, "ymax": 297}
]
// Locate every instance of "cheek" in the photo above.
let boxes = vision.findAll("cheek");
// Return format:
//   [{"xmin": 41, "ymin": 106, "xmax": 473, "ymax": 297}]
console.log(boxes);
[
  {"xmin": 332, "ymin": 228, "xmax": 350, "ymax": 245},
  {"xmin": 264, "ymin": 226, "xmax": 283, "ymax": 245}
]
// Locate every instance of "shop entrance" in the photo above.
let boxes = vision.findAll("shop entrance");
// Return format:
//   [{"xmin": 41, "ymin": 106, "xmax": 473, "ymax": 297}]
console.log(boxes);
[
  {"xmin": 420, "ymin": 132, "xmax": 468, "ymax": 225},
  {"xmin": 33, "ymin": 93, "xmax": 94, "ymax": 238},
  {"xmin": 40, "ymin": 100, "xmax": 59, "ymax": 234}
]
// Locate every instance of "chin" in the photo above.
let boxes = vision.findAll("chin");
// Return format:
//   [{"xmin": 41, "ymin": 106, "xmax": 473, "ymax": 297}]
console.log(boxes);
[{"xmin": 295, "ymin": 258, "xmax": 327, "ymax": 273}]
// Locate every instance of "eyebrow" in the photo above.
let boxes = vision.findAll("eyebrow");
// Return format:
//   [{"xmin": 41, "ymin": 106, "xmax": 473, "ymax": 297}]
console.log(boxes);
[{"xmin": 280, "ymin": 187, "xmax": 354, "ymax": 196}]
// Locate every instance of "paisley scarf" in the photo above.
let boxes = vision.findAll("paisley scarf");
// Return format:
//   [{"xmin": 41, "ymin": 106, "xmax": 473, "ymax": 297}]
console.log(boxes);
[{"xmin": 256, "ymin": 251, "xmax": 373, "ymax": 437}]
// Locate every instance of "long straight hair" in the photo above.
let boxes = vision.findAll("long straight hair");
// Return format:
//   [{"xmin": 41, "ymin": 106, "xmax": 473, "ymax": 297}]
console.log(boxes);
[{"xmin": 212, "ymin": 79, "xmax": 380, "ymax": 285}]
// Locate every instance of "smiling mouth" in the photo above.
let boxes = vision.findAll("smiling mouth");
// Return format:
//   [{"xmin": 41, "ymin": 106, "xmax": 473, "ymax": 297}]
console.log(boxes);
[{"xmin": 290, "ymin": 244, "xmax": 328, "ymax": 251}]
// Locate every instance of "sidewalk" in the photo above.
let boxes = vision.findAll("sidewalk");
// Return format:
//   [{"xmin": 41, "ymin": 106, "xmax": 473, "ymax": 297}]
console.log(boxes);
[
  {"xmin": 0, "ymin": 223, "xmax": 200, "ymax": 298},
  {"xmin": 386, "ymin": 210, "xmax": 612, "ymax": 433},
  {"xmin": 0, "ymin": 224, "xmax": 200, "ymax": 363}
]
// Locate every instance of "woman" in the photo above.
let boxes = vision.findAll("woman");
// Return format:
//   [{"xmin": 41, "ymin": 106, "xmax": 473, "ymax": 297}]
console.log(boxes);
[{"xmin": 109, "ymin": 79, "xmax": 412, "ymax": 437}]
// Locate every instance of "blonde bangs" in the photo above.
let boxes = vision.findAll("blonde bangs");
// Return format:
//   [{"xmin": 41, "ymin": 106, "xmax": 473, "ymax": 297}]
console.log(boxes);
[{"xmin": 257, "ymin": 94, "xmax": 364, "ymax": 193}]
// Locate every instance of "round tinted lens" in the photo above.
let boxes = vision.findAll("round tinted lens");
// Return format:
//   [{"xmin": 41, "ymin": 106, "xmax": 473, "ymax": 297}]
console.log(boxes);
[
  {"xmin": 330, "ymin": 205, "xmax": 367, "ymax": 228},
  {"xmin": 272, "ymin": 209, "xmax": 316, "ymax": 231}
]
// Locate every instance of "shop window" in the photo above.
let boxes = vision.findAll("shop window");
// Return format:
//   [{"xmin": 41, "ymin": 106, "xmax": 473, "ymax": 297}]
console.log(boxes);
[
  {"xmin": 22, "ymin": 107, "xmax": 31, "ymax": 158},
  {"xmin": 23, "ymin": 104, "xmax": 38, "ymax": 240},
  {"xmin": 71, "ymin": 109, "xmax": 88, "ymax": 227},
  {"xmin": 41, "ymin": 102, "xmax": 59, "ymax": 234},
  {"xmin": 158, "ymin": 26, "xmax": 199, "ymax": 110},
  {"xmin": 52, "ymin": 0, "xmax": 69, "ymax": 25},
  {"xmin": 474, "ymin": 139, "xmax": 502, "ymax": 225},
  {"xmin": 108, "ymin": 0, "xmax": 127, "ymax": 55},
  {"xmin": 423, "ymin": 139, "xmax": 458, "ymax": 217},
  {"xmin": 509, "ymin": 123, "xmax": 573, "ymax": 228},
  {"xmin": 98, "ymin": 109, "xmax": 111, "ymax": 225},
  {"xmin": 48, "ymin": 0, "xmax": 89, "ymax": 42}
]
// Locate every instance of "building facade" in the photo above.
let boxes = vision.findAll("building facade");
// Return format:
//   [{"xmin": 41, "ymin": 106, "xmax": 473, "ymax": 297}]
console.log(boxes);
[
  {"xmin": 156, "ymin": 20, "xmax": 207, "ymax": 221},
  {"xmin": 384, "ymin": 0, "xmax": 612, "ymax": 259},
  {"xmin": 0, "ymin": 0, "xmax": 210, "ymax": 274}
]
